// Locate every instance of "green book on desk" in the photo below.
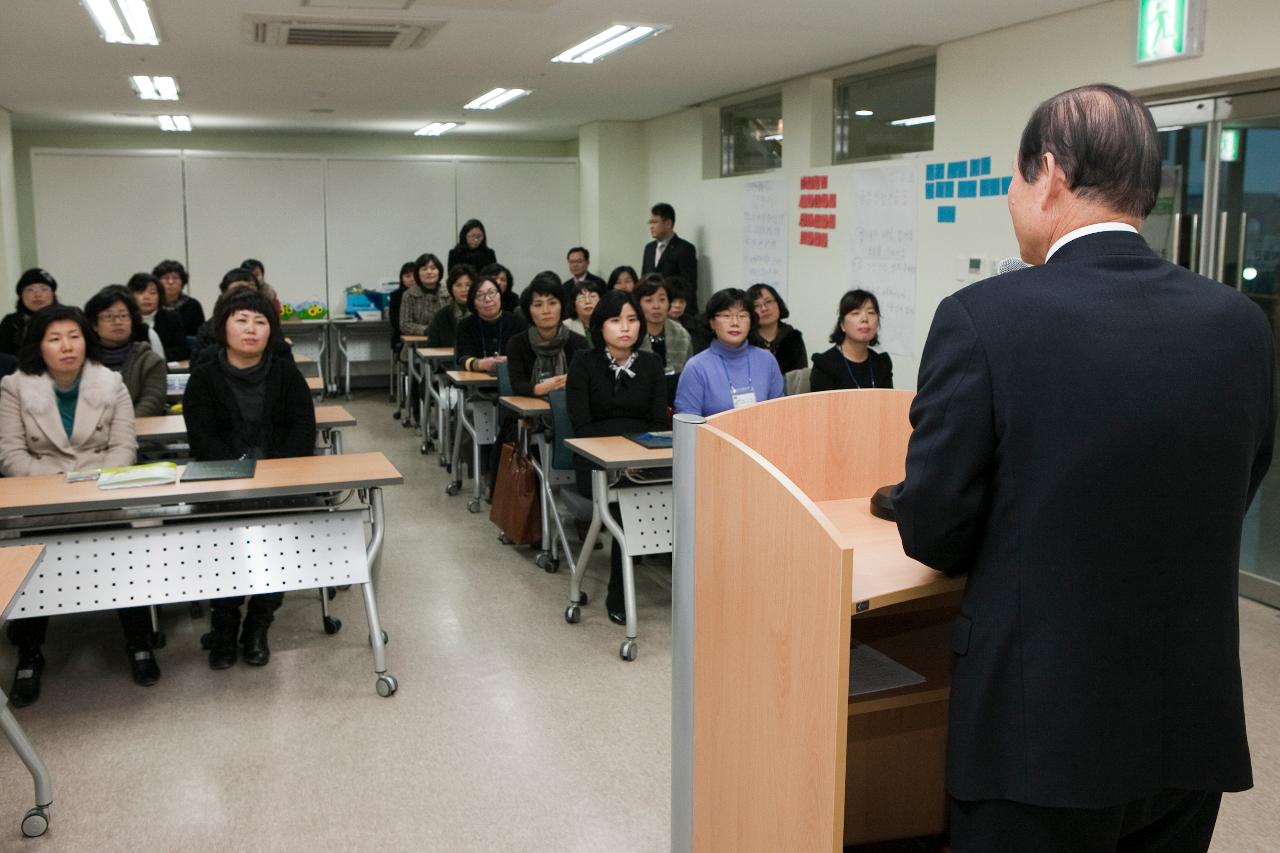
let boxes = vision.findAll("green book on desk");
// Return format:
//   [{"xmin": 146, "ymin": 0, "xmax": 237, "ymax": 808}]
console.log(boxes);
[
  {"xmin": 180, "ymin": 459, "xmax": 257, "ymax": 482},
  {"xmin": 626, "ymin": 431, "xmax": 673, "ymax": 449}
]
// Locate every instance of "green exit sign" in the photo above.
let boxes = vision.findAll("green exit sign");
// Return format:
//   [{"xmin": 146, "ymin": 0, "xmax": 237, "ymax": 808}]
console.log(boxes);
[
  {"xmin": 1220, "ymin": 129, "xmax": 1240, "ymax": 162},
  {"xmin": 1137, "ymin": 0, "xmax": 1205, "ymax": 64}
]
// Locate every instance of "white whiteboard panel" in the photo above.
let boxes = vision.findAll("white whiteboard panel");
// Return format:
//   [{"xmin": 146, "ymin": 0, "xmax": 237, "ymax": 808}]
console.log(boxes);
[
  {"xmin": 455, "ymin": 161, "xmax": 579, "ymax": 287},
  {"xmin": 325, "ymin": 159, "xmax": 457, "ymax": 293},
  {"xmin": 31, "ymin": 152, "xmax": 186, "ymax": 309},
  {"xmin": 184, "ymin": 156, "xmax": 327, "ymax": 309}
]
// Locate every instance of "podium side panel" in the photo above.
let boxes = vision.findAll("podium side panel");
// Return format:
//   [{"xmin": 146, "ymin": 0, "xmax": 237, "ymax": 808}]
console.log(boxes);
[{"xmin": 692, "ymin": 427, "xmax": 851, "ymax": 853}]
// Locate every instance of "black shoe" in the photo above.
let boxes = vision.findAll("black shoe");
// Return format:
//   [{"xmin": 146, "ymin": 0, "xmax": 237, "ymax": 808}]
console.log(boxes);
[
  {"xmin": 9, "ymin": 648, "xmax": 44, "ymax": 708},
  {"xmin": 607, "ymin": 608, "xmax": 627, "ymax": 626},
  {"xmin": 203, "ymin": 632, "xmax": 237, "ymax": 670},
  {"xmin": 128, "ymin": 647, "xmax": 160, "ymax": 687},
  {"xmin": 240, "ymin": 620, "xmax": 272, "ymax": 667}
]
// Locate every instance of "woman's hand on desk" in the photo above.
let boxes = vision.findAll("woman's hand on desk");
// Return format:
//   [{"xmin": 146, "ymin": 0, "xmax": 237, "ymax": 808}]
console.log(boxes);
[
  {"xmin": 534, "ymin": 374, "xmax": 568, "ymax": 395},
  {"xmin": 476, "ymin": 355, "xmax": 506, "ymax": 374}
]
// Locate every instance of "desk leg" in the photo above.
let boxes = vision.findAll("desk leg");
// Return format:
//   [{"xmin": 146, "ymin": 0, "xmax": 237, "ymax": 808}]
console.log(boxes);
[
  {"xmin": 0, "ymin": 700, "xmax": 52, "ymax": 836},
  {"xmin": 331, "ymin": 429, "xmax": 343, "ymax": 456},
  {"xmin": 436, "ymin": 375, "xmax": 451, "ymax": 466},
  {"xmin": 592, "ymin": 471, "xmax": 639, "ymax": 661},
  {"xmin": 446, "ymin": 389, "xmax": 466, "ymax": 490},
  {"xmin": 467, "ymin": 401, "xmax": 484, "ymax": 512},
  {"xmin": 362, "ymin": 488, "xmax": 396, "ymax": 697},
  {"xmin": 528, "ymin": 438, "xmax": 556, "ymax": 571},
  {"xmin": 566, "ymin": 474, "xmax": 604, "ymax": 622},
  {"xmin": 317, "ymin": 327, "xmax": 331, "ymax": 396}
]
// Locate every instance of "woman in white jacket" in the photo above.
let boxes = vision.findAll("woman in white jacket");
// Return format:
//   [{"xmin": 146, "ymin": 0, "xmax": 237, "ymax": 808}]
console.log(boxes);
[{"xmin": 0, "ymin": 305, "xmax": 152, "ymax": 708}]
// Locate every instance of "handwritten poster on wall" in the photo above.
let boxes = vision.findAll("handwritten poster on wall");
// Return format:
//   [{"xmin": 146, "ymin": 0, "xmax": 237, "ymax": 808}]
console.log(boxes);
[
  {"xmin": 742, "ymin": 178, "xmax": 788, "ymax": 296},
  {"xmin": 848, "ymin": 164, "xmax": 918, "ymax": 356}
]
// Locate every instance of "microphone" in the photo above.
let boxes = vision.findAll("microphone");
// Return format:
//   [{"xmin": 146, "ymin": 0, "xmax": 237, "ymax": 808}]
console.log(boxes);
[{"xmin": 996, "ymin": 257, "xmax": 1031, "ymax": 275}]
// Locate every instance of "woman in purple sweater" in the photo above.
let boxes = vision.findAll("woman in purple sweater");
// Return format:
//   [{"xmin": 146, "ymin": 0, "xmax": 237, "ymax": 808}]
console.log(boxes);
[{"xmin": 674, "ymin": 288, "xmax": 784, "ymax": 417}]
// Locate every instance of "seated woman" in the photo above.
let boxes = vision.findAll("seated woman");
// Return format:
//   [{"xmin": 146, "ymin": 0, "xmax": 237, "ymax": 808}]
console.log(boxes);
[
  {"xmin": 479, "ymin": 262, "xmax": 520, "ymax": 315},
  {"xmin": 607, "ymin": 265, "xmax": 639, "ymax": 294},
  {"xmin": 564, "ymin": 279, "xmax": 604, "ymax": 344},
  {"xmin": 182, "ymin": 289, "xmax": 316, "ymax": 670},
  {"xmin": 674, "ymin": 288, "xmax": 785, "ymax": 417},
  {"xmin": 239, "ymin": 258, "xmax": 282, "ymax": 315},
  {"xmin": 747, "ymin": 283, "xmax": 807, "ymax": 374},
  {"xmin": 85, "ymin": 285, "xmax": 168, "ymax": 417},
  {"xmin": 505, "ymin": 273, "xmax": 588, "ymax": 397},
  {"xmin": 448, "ymin": 218, "xmax": 497, "ymax": 276},
  {"xmin": 809, "ymin": 289, "xmax": 894, "ymax": 392},
  {"xmin": 665, "ymin": 276, "xmax": 700, "ymax": 339},
  {"xmin": 454, "ymin": 275, "xmax": 528, "ymax": 375},
  {"xmin": 565, "ymin": 290, "xmax": 667, "ymax": 624},
  {"xmin": 154, "ymin": 258, "xmax": 205, "ymax": 339},
  {"xmin": 128, "ymin": 272, "xmax": 189, "ymax": 361},
  {"xmin": 399, "ymin": 254, "xmax": 448, "ymax": 424},
  {"xmin": 635, "ymin": 274, "xmax": 692, "ymax": 375},
  {"xmin": 388, "ymin": 260, "xmax": 417, "ymax": 357},
  {"xmin": 0, "ymin": 269, "xmax": 59, "ymax": 356},
  {"xmin": 0, "ymin": 305, "xmax": 149, "ymax": 705},
  {"xmin": 426, "ymin": 265, "xmax": 475, "ymax": 350}
]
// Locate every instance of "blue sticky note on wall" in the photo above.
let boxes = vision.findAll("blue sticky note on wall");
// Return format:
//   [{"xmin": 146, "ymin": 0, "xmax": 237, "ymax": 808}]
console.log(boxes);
[
  {"xmin": 1001, "ymin": 176, "xmax": 1013, "ymax": 194},
  {"xmin": 958, "ymin": 180, "xmax": 977, "ymax": 198},
  {"xmin": 937, "ymin": 206, "xmax": 957, "ymax": 223},
  {"xmin": 924, "ymin": 164, "xmax": 935, "ymax": 180},
  {"xmin": 936, "ymin": 181, "xmax": 955, "ymax": 198},
  {"xmin": 932, "ymin": 162, "xmax": 944, "ymax": 179},
  {"xmin": 981, "ymin": 156, "xmax": 992, "ymax": 176},
  {"xmin": 969, "ymin": 158, "xmax": 982, "ymax": 177},
  {"xmin": 980, "ymin": 178, "xmax": 1000, "ymax": 197},
  {"xmin": 946, "ymin": 161, "xmax": 968, "ymax": 179},
  {"xmin": 925, "ymin": 183, "xmax": 935, "ymax": 199}
]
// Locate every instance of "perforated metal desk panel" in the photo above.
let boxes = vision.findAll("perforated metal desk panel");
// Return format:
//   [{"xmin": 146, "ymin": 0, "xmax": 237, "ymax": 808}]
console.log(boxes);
[{"xmin": 136, "ymin": 405, "xmax": 357, "ymax": 443}]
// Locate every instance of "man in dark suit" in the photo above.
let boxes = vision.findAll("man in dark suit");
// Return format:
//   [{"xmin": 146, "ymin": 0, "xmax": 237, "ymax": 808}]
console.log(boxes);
[
  {"xmin": 641, "ymin": 202, "xmax": 698, "ymax": 312},
  {"xmin": 894, "ymin": 83, "xmax": 1274, "ymax": 853},
  {"xmin": 565, "ymin": 246, "xmax": 606, "ymax": 290}
]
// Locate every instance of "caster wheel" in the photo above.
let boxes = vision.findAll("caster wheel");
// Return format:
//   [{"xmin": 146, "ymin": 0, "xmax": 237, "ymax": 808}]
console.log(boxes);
[
  {"xmin": 150, "ymin": 630, "xmax": 167, "ymax": 649},
  {"xmin": 534, "ymin": 552, "xmax": 552, "ymax": 569},
  {"xmin": 543, "ymin": 558, "xmax": 560, "ymax": 574},
  {"xmin": 323, "ymin": 616, "xmax": 342, "ymax": 635},
  {"xmin": 497, "ymin": 532, "xmax": 513, "ymax": 545},
  {"xmin": 326, "ymin": 587, "xmax": 337, "ymax": 601},
  {"xmin": 392, "ymin": 410, "xmax": 401, "ymax": 420},
  {"xmin": 376, "ymin": 674, "xmax": 398, "ymax": 697},
  {"xmin": 21, "ymin": 807, "xmax": 49, "ymax": 838},
  {"xmin": 445, "ymin": 482, "xmax": 461, "ymax": 497},
  {"xmin": 200, "ymin": 631, "xmax": 212, "ymax": 651},
  {"xmin": 620, "ymin": 640, "xmax": 638, "ymax": 662},
  {"xmin": 367, "ymin": 630, "xmax": 390, "ymax": 646},
  {"xmin": 565, "ymin": 605, "xmax": 581, "ymax": 624},
  {"xmin": 439, "ymin": 457, "xmax": 448, "ymax": 468},
  {"xmin": 467, "ymin": 499, "xmax": 482, "ymax": 513},
  {"xmin": 420, "ymin": 443, "xmax": 428, "ymax": 454}
]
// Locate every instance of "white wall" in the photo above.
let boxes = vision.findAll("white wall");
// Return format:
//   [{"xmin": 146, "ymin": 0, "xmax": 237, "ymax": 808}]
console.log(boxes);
[{"xmin": 0, "ymin": 109, "xmax": 19, "ymax": 288}]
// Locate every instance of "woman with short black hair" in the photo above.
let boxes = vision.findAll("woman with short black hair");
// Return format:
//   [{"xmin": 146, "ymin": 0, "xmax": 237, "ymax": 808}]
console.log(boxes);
[
  {"xmin": 84, "ymin": 285, "xmax": 167, "ymax": 417},
  {"xmin": 674, "ymin": 288, "xmax": 785, "ymax": 417},
  {"xmin": 0, "ymin": 268, "xmax": 59, "ymax": 355},
  {"xmin": 454, "ymin": 275, "xmax": 528, "ymax": 375},
  {"xmin": 479, "ymin": 262, "xmax": 520, "ymax": 315},
  {"xmin": 153, "ymin": 259, "xmax": 205, "ymax": 337},
  {"xmin": 128, "ymin": 272, "xmax": 188, "ymax": 360},
  {"xmin": 809, "ymin": 289, "xmax": 894, "ymax": 392},
  {"xmin": 426, "ymin": 265, "xmax": 475, "ymax": 350},
  {"xmin": 565, "ymin": 290, "xmax": 667, "ymax": 624},
  {"xmin": 182, "ymin": 289, "xmax": 315, "ymax": 670},
  {"xmin": 607, "ymin": 265, "xmax": 639, "ymax": 293},
  {"xmin": 448, "ymin": 218, "xmax": 497, "ymax": 273},
  {"xmin": 0, "ymin": 304, "xmax": 148, "ymax": 705},
  {"xmin": 747, "ymin": 283, "xmax": 807, "ymax": 374},
  {"xmin": 506, "ymin": 273, "xmax": 587, "ymax": 397}
]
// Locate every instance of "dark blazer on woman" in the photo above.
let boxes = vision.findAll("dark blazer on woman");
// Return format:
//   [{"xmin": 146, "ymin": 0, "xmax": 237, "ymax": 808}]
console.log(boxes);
[
  {"xmin": 505, "ymin": 328, "xmax": 588, "ymax": 397},
  {"xmin": 454, "ymin": 311, "xmax": 527, "ymax": 371},
  {"xmin": 893, "ymin": 230, "xmax": 1274, "ymax": 809},
  {"xmin": 149, "ymin": 308, "xmax": 190, "ymax": 361},
  {"xmin": 566, "ymin": 348, "xmax": 667, "ymax": 494},
  {"xmin": 0, "ymin": 311, "xmax": 31, "ymax": 355},
  {"xmin": 165, "ymin": 296, "xmax": 206, "ymax": 338},
  {"xmin": 182, "ymin": 355, "xmax": 316, "ymax": 460},
  {"xmin": 809, "ymin": 346, "xmax": 893, "ymax": 392},
  {"xmin": 757, "ymin": 323, "xmax": 808, "ymax": 374},
  {"xmin": 447, "ymin": 246, "xmax": 497, "ymax": 274}
]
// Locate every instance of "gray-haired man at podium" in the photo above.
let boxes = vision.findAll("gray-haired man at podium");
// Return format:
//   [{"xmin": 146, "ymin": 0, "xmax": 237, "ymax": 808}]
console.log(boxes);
[{"xmin": 894, "ymin": 83, "xmax": 1274, "ymax": 853}]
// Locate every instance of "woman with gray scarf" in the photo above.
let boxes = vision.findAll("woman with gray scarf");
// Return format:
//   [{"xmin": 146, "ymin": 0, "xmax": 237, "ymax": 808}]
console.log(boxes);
[{"xmin": 504, "ymin": 273, "xmax": 588, "ymax": 396}]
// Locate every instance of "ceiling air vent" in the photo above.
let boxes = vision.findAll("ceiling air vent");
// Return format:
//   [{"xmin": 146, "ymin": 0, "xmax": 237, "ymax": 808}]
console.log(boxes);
[{"xmin": 246, "ymin": 16, "xmax": 439, "ymax": 50}]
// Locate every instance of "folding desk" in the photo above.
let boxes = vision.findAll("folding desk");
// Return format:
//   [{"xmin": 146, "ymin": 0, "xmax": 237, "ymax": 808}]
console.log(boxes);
[
  {"xmin": 331, "ymin": 315, "xmax": 390, "ymax": 399},
  {"xmin": 279, "ymin": 319, "xmax": 330, "ymax": 392},
  {"xmin": 412, "ymin": 346, "xmax": 454, "ymax": 458},
  {"xmin": 0, "ymin": 453, "xmax": 404, "ymax": 698},
  {"xmin": 562, "ymin": 436, "xmax": 673, "ymax": 661},
  {"xmin": 137, "ymin": 405, "xmax": 356, "ymax": 454},
  {"xmin": 0, "ymin": 544, "xmax": 51, "ymax": 838},
  {"xmin": 444, "ymin": 371, "xmax": 498, "ymax": 513}
]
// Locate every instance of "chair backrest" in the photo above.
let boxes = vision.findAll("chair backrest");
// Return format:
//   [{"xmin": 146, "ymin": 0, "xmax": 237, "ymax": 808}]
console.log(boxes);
[
  {"xmin": 547, "ymin": 389, "xmax": 577, "ymax": 471},
  {"xmin": 497, "ymin": 360, "xmax": 514, "ymax": 397},
  {"xmin": 784, "ymin": 366, "xmax": 811, "ymax": 396}
]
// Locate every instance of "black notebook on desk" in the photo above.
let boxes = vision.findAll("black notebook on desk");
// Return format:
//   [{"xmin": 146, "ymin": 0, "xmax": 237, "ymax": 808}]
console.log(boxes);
[
  {"xmin": 626, "ymin": 431, "xmax": 673, "ymax": 449},
  {"xmin": 181, "ymin": 459, "xmax": 257, "ymax": 482}
]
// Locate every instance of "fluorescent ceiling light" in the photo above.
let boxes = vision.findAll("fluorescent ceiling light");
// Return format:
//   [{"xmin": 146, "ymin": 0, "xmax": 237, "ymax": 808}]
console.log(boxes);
[
  {"xmin": 552, "ymin": 24, "xmax": 665, "ymax": 64},
  {"xmin": 157, "ymin": 115, "xmax": 192, "ymax": 132},
  {"xmin": 85, "ymin": 0, "xmax": 159, "ymax": 45},
  {"xmin": 130, "ymin": 75, "xmax": 179, "ymax": 101},
  {"xmin": 1157, "ymin": 125, "xmax": 1184, "ymax": 132},
  {"xmin": 854, "ymin": 109, "xmax": 874, "ymax": 117},
  {"xmin": 464, "ymin": 88, "xmax": 532, "ymax": 110},
  {"xmin": 889, "ymin": 114, "xmax": 936, "ymax": 127},
  {"xmin": 414, "ymin": 121, "xmax": 461, "ymax": 136}
]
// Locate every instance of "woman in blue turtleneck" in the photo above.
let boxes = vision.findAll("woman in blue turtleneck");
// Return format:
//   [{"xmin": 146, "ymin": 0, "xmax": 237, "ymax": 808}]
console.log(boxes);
[{"xmin": 674, "ymin": 288, "xmax": 784, "ymax": 417}]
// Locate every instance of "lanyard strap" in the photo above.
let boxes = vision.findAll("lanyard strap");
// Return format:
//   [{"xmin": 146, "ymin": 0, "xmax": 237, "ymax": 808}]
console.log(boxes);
[
  {"xmin": 717, "ymin": 349, "xmax": 752, "ymax": 391},
  {"xmin": 480, "ymin": 316, "xmax": 504, "ymax": 356},
  {"xmin": 842, "ymin": 351, "xmax": 876, "ymax": 388}
]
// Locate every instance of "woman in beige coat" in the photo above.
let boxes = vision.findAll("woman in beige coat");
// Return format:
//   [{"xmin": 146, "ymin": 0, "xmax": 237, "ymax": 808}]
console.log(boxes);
[{"xmin": 0, "ymin": 305, "xmax": 152, "ymax": 708}]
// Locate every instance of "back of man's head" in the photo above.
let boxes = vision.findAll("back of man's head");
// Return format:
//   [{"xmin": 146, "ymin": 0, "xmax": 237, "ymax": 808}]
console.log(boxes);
[{"xmin": 1017, "ymin": 84, "xmax": 1161, "ymax": 219}]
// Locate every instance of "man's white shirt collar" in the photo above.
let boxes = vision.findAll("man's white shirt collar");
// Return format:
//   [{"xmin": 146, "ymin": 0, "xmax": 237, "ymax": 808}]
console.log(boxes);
[{"xmin": 1045, "ymin": 222, "xmax": 1138, "ymax": 262}]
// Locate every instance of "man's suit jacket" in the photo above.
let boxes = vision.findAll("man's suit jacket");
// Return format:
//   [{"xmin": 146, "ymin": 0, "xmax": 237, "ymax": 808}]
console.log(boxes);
[
  {"xmin": 642, "ymin": 233, "xmax": 698, "ymax": 310},
  {"xmin": 894, "ymin": 230, "xmax": 1274, "ymax": 809},
  {"xmin": 567, "ymin": 272, "xmax": 606, "ymax": 291}
]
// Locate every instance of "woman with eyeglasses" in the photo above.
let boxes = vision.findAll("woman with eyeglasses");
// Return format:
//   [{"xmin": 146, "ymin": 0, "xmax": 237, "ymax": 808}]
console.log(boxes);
[
  {"xmin": 84, "ymin": 285, "xmax": 167, "ymax": 417},
  {"xmin": 454, "ymin": 275, "xmax": 528, "ymax": 375},
  {"xmin": 153, "ymin": 259, "xmax": 205, "ymax": 338},
  {"xmin": 809, "ymin": 289, "xmax": 894, "ymax": 392},
  {"xmin": 747, "ymin": 283, "xmax": 807, "ymax": 374},
  {"xmin": 564, "ymin": 279, "xmax": 605, "ymax": 345},
  {"xmin": 0, "ymin": 269, "xmax": 59, "ymax": 356},
  {"xmin": 674, "ymin": 288, "xmax": 784, "ymax": 417}
]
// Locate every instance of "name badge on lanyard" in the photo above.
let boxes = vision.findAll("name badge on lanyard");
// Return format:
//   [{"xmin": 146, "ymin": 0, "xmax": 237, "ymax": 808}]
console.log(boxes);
[{"xmin": 730, "ymin": 383, "xmax": 757, "ymax": 409}]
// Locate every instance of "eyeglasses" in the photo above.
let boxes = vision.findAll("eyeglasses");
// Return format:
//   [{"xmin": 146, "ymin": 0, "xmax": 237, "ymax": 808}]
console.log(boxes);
[
  {"xmin": 475, "ymin": 290, "xmax": 501, "ymax": 302},
  {"xmin": 99, "ymin": 312, "xmax": 131, "ymax": 323},
  {"xmin": 575, "ymin": 293, "xmax": 599, "ymax": 304},
  {"xmin": 755, "ymin": 298, "xmax": 777, "ymax": 308},
  {"xmin": 714, "ymin": 312, "xmax": 752, "ymax": 323}
]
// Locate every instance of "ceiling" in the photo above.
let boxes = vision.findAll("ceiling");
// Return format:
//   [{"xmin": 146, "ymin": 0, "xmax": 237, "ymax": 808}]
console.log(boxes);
[{"xmin": 0, "ymin": 0, "xmax": 1103, "ymax": 141}]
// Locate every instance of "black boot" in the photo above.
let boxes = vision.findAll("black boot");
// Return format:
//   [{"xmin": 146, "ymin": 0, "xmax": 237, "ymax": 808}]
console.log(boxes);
[
  {"xmin": 240, "ymin": 615, "xmax": 272, "ymax": 667},
  {"xmin": 202, "ymin": 606, "xmax": 240, "ymax": 670},
  {"xmin": 9, "ymin": 647, "xmax": 44, "ymax": 708},
  {"xmin": 128, "ymin": 644, "xmax": 160, "ymax": 687}
]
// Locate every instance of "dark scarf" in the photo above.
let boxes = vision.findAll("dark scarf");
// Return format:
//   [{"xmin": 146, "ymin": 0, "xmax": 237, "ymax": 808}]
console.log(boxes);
[
  {"xmin": 528, "ymin": 325, "xmax": 572, "ymax": 378},
  {"xmin": 605, "ymin": 350, "xmax": 637, "ymax": 389},
  {"xmin": 98, "ymin": 340, "xmax": 132, "ymax": 371},
  {"xmin": 217, "ymin": 349, "xmax": 272, "ymax": 459}
]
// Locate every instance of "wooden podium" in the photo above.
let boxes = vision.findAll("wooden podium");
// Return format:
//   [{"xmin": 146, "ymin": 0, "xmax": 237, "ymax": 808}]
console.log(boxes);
[{"xmin": 671, "ymin": 390, "xmax": 963, "ymax": 852}]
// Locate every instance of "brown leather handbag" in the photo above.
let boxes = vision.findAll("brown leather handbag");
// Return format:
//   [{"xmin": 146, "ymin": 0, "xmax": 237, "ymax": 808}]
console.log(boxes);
[{"xmin": 489, "ymin": 442, "xmax": 542, "ymax": 545}]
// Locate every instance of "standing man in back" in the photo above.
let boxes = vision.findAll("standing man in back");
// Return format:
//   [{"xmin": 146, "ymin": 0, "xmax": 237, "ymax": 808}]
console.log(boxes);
[
  {"xmin": 894, "ymin": 83, "xmax": 1274, "ymax": 852},
  {"xmin": 642, "ymin": 203, "xmax": 699, "ymax": 312}
]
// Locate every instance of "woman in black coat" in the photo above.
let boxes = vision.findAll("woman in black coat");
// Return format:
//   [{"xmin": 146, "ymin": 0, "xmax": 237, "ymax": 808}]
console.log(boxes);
[
  {"xmin": 0, "ymin": 269, "xmax": 59, "ymax": 355},
  {"xmin": 154, "ymin": 259, "xmax": 206, "ymax": 338},
  {"xmin": 565, "ymin": 290, "xmax": 667, "ymax": 624},
  {"xmin": 447, "ymin": 218, "xmax": 498, "ymax": 273},
  {"xmin": 505, "ymin": 273, "xmax": 587, "ymax": 397},
  {"xmin": 809, "ymin": 289, "xmax": 894, "ymax": 392},
  {"xmin": 747, "ymin": 283, "xmax": 808, "ymax": 374},
  {"xmin": 182, "ymin": 289, "xmax": 315, "ymax": 671}
]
